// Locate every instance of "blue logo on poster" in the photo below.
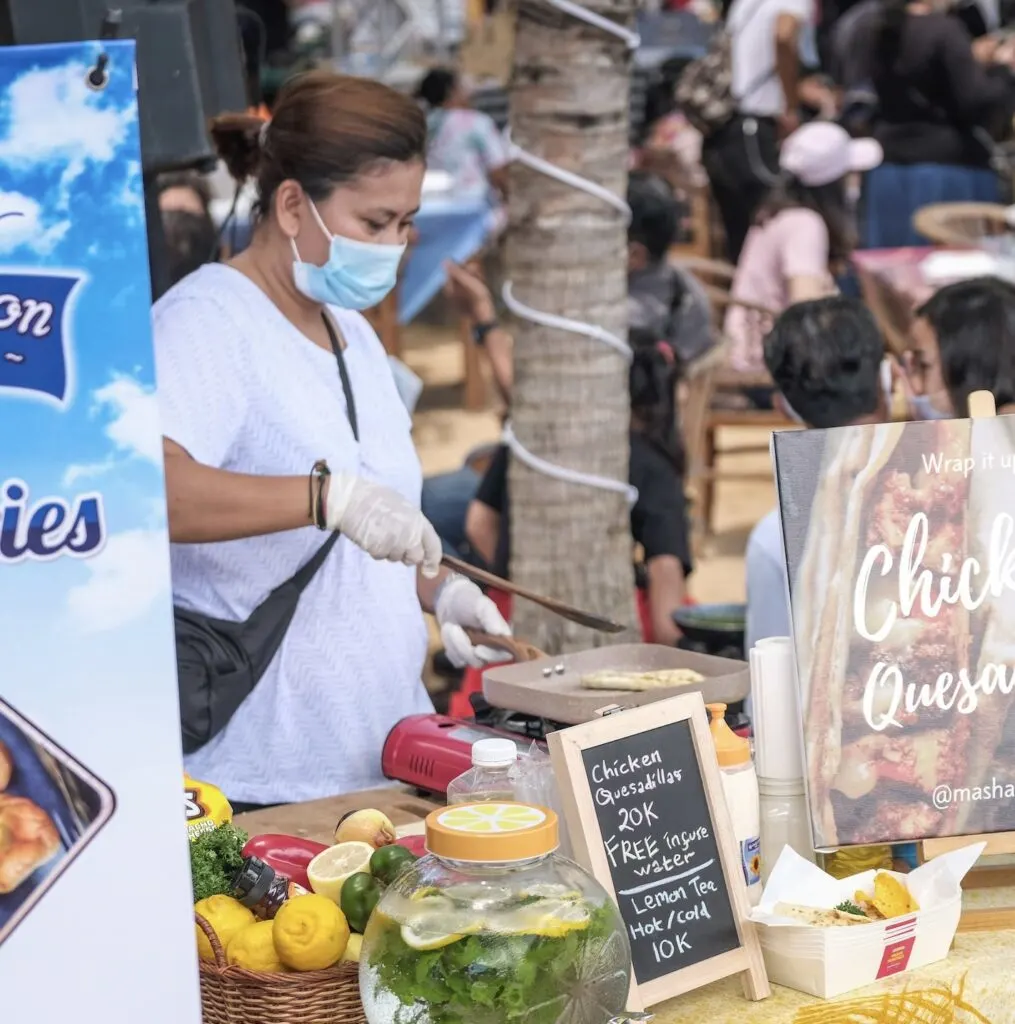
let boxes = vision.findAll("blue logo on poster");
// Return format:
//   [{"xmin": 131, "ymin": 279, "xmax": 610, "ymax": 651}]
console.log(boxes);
[{"xmin": 0, "ymin": 271, "xmax": 83, "ymax": 406}]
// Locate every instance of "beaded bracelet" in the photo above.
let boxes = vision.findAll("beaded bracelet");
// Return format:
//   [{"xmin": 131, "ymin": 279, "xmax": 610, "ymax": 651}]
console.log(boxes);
[{"xmin": 310, "ymin": 460, "xmax": 331, "ymax": 530}]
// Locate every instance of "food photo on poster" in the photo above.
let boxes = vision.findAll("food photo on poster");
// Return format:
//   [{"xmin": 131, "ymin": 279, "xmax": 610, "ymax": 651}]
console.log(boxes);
[
  {"xmin": 774, "ymin": 416, "xmax": 1015, "ymax": 849},
  {"xmin": 0, "ymin": 698, "xmax": 115, "ymax": 947}
]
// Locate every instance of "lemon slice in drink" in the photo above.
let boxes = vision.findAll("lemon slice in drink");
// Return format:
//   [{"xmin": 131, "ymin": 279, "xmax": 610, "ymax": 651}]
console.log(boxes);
[
  {"xmin": 399, "ymin": 902, "xmax": 479, "ymax": 951},
  {"xmin": 400, "ymin": 920, "xmax": 466, "ymax": 951},
  {"xmin": 498, "ymin": 898, "xmax": 591, "ymax": 939},
  {"xmin": 307, "ymin": 841, "xmax": 374, "ymax": 903},
  {"xmin": 437, "ymin": 803, "xmax": 547, "ymax": 834}
]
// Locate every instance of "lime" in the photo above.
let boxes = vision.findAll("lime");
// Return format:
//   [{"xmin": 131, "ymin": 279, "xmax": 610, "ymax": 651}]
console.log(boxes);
[
  {"xmin": 340, "ymin": 872, "xmax": 383, "ymax": 933},
  {"xmin": 369, "ymin": 844, "xmax": 417, "ymax": 886}
]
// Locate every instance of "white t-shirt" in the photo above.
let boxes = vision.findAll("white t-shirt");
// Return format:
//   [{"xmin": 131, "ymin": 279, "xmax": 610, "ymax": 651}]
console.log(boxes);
[
  {"xmin": 153, "ymin": 264, "xmax": 433, "ymax": 804},
  {"xmin": 728, "ymin": 0, "xmax": 814, "ymax": 117}
]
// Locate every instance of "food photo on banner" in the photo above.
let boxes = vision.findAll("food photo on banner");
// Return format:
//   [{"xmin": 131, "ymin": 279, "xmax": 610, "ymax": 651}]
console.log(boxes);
[
  {"xmin": 0, "ymin": 40, "xmax": 200, "ymax": 1021},
  {"xmin": 774, "ymin": 416, "xmax": 1015, "ymax": 850}
]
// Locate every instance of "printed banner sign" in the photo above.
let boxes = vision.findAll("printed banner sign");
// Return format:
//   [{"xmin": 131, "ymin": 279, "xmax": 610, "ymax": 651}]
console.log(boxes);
[
  {"xmin": 775, "ymin": 417, "xmax": 1015, "ymax": 849},
  {"xmin": 0, "ymin": 42, "xmax": 200, "ymax": 1021}
]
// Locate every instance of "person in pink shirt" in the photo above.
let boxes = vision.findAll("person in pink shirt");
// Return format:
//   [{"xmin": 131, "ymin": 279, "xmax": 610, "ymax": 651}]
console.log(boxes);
[{"xmin": 725, "ymin": 122, "xmax": 883, "ymax": 385}]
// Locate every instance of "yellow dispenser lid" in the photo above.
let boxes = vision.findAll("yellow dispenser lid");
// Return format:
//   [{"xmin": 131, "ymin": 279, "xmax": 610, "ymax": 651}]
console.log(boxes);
[{"xmin": 707, "ymin": 703, "xmax": 751, "ymax": 766}]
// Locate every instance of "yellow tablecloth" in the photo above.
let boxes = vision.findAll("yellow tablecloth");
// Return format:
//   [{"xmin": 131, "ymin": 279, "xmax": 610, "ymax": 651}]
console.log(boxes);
[{"xmin": 654, "ymin": 887, "xmax": 1015, "ymax": 1023}]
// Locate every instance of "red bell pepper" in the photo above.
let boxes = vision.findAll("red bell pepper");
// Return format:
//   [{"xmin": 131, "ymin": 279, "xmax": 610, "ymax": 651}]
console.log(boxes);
[
  {"xmin": 242, "ymin": 833, "xmax": 329, "ymax": 890},
  {"xmin": 395, "ymin": 835, "xmax": 426, "ymax": 858}
]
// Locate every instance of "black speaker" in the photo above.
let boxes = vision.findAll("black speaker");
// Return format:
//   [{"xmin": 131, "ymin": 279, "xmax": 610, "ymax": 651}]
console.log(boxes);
[{"xmin": 0, "ymin": 0, "xmax": 247, "ymax": 176}]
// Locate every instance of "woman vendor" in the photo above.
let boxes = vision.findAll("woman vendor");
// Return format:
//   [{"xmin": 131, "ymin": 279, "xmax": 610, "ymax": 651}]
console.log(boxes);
[{"xmin": 154, "ymin": 71, "xmax": 511, "ymax": 810}]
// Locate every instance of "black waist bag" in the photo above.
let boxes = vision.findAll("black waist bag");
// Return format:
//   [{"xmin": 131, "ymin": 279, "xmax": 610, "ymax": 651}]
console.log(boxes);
[{"xmin": 176, "ymin": 313, "xmax": 356, "ymax": 754}]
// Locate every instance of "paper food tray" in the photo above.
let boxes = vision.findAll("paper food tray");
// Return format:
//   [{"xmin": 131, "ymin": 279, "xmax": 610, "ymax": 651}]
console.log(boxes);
[{"xmin": 748, "ymin": 844, "xmax": 984, "ymax": 998}]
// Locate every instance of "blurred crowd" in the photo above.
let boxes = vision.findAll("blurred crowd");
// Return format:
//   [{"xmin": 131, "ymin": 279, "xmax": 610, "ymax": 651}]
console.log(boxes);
[{"xmin": 157, "ymin": 0, "xmax": 1015, "ymax": 674}]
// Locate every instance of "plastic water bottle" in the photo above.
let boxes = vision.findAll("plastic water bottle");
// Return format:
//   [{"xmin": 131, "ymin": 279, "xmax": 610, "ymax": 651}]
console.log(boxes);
[
  {"xmin": 707, "ymin": 703, "xmax": 763, "ymax": 906},
  {"xmin": 446, "ymin": 738, "xmax": 519, "ymax": 805}
]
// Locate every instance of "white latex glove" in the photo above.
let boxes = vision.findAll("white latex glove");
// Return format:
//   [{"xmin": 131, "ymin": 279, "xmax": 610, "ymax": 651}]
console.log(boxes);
[
  {"xmin": 325, "ymin": 471, "xmax": 441, "ymax": 577},
  {"xmin": 435, "ymin": 575, "xmax": 513, "ymax": 669}
]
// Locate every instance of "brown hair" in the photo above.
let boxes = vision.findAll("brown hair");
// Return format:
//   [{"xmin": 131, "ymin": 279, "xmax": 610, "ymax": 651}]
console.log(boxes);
[{"xmin": 209, "ymin": 71, "xmax": 427, "ymax": 217}]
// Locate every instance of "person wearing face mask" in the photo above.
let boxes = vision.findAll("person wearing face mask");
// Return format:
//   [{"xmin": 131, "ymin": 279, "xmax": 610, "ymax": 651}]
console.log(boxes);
[
  {"xmin": 904, "ymin": 275, "xmax": 1015, "ymax": 419},
  {"xmin": 157, "ymin": 172, "xmax": 219, "ymax": 286},
  {"xmin": 152, "ymin": 72, "xmax": 511, "ymax": 809}
]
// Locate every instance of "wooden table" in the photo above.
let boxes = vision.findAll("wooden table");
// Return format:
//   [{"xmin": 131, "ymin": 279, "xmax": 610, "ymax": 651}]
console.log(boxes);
[
  {"xmin": 235, "ymin": 789, "xmax": 1015, "ymax": 1022},
  {"xmin": 233, "ymin": 785, "xmax": 440, "ymax": 846},
  {"xmin": 652, "ymin": 920, "xmax": 1015, "ymax": 1023}
]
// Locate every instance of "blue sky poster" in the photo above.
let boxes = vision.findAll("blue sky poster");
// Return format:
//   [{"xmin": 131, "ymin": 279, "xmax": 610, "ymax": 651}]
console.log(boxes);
[{"xmin": 0, "ymin": 42, "xmax": 200, "ymax": 1021}]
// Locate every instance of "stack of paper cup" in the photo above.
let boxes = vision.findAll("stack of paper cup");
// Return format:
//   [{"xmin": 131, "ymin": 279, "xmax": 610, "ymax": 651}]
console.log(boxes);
[
  {"xmin": 750, "ymin": 637, "xmax": 816, "ymax": 879},
  {"xmin": 750, "ymin": 637, "xmax": 804, "ymax": 780}
]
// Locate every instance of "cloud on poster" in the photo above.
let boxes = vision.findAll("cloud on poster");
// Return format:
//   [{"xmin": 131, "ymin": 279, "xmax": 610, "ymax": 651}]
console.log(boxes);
[
  {"xmin": 63, "ymin": 375, "xmax": 162, "ymax": 486},
  {"xmin": 0, "ymin": 193, "xmax": 70, "ymax": 255},
  {"xmin": 66, "ymin": 528, "xmax": 171, "ymax": 634},
  {"xmin": 0, "ymin": 60, "xmax": 136, "ymax": 206}
]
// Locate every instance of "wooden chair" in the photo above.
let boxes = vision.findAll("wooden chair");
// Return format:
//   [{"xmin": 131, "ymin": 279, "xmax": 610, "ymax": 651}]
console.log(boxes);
[
  {"xmin": 673, "ymin": 256, "xmax": 791, "ymax": 534},
  {"xmin": 912, "ymin": 202, "xmax": 1013, "ymax": 247},
  {"xmin": 854, "ymin": 260, "xmax": 910, "ymax": 358},
  {"xmin": 678, "ymin": 341, "xmax": 727, "ymax": 548}
]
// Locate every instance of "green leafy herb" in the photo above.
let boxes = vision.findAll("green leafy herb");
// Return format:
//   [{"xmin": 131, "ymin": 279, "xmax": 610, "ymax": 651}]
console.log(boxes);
[
  {"xmin": 190, "ymin": 823, "xmax": 248, "ymax": 902},
  {"xmin": 835, "ymin": 899, "xmax": 865, "ymax": 916},
  {"xmin": 365, "ymin": 902, "xmax": 626, "ymax": 1024}
]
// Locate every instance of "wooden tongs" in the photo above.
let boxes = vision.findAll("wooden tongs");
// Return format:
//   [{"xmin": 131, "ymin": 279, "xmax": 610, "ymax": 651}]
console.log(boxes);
[{"xmin": 441, "ymin": 554, "xmax": 625, "ymax": 634}]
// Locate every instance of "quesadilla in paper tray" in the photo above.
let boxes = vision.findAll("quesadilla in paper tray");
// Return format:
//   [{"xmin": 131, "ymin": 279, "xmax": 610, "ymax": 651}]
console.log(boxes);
[{"xmin": 774, "ymin": 418, "xmax": 1015, "ymax": 848}]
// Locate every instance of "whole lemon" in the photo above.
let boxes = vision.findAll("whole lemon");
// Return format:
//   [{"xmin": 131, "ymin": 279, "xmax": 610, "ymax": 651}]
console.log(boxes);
[
  {"xmin": 227, "ymin": 921, "xmax": 285, "ymax": 973},
  {"xmin": 195, "ymin": 895, "xmax": 256, "ymax": 961},
  {"xmin": 273, "ymin": 893, "xmax": 349, "ymax": 971}
]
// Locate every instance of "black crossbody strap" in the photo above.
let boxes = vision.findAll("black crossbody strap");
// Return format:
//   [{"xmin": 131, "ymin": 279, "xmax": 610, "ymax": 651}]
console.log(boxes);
[
  {"xmin": 287, "ymin": 313, "xmax": 360, "ymax": 594},
  {"xmin": 323, "ymin": 313, "xmax": 359, "ymax": 441}
]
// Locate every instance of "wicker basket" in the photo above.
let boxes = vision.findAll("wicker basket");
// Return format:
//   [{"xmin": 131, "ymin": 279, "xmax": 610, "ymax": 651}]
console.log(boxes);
[{"xmin": 197, "ymin": 914, "xmax": 368, "ymax": 1024}]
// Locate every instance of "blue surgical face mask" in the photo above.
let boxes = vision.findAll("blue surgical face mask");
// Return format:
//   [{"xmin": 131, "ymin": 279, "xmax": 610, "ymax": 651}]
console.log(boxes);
[
  {"xmin": 291, "ymin": 199, "xmax": 405, "ymax": 310},
  {"xmin": 908, "ymin": 393, "xmax": 951, "ymax": 420}
]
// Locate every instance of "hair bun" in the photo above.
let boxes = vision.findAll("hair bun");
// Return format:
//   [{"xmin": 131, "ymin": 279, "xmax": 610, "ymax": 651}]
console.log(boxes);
[{"xmin": 208, "ymin": 112, "xmax": 266, "ymax": 183}]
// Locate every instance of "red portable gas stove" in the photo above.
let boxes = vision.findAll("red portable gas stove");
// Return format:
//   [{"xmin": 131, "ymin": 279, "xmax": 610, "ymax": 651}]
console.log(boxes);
[{"xmin": 381, "ymin": 712, "xmax": 547, "ymax": 798}]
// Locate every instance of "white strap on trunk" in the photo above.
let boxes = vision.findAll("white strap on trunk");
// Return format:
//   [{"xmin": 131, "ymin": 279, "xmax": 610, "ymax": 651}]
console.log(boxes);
[{"xmin": 498, "ymin": 0, "xmax": 639, "ymax": 505}]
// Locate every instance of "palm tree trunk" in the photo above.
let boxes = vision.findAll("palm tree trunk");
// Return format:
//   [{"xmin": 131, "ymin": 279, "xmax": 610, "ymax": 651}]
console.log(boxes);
[{"xmin": 505, "ymin": 0, "xmax": 640, "ymax": 654}]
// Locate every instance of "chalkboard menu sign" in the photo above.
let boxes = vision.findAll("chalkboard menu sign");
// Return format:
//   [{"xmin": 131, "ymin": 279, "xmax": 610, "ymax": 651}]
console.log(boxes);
[
  {"xmin": 548, "ymin": 693, "xmax": 769, "ymax": 1010},
  {"xmin": 581, "ymin": 719, "xmax": 740, "ymax": 983}
]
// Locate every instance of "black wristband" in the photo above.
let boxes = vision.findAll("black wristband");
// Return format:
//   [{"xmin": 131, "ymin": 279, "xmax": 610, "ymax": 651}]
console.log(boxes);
[{"xmin": 472, "ymin": 321, "xmax": 497, "ymax": 347}]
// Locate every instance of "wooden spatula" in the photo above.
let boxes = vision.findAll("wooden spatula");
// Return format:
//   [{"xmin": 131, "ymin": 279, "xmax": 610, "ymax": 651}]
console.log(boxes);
[{"xmin": 441, "ymin": 554, "xmax": 626, "ymax": 634}]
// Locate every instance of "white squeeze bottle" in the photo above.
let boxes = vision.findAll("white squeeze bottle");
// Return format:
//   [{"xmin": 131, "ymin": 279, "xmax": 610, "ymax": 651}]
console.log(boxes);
[
  {"xmin": 446, "ymin": 738, "xmax": 519, "ymax": 804},
  {"xmin": 707, "ymin": 703, "xmax": 762, "ymax": 906}
]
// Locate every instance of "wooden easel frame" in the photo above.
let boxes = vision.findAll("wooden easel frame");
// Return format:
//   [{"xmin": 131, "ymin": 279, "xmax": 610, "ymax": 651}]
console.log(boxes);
[
  {"xmin": 548, "ymin": 693, "xmax": 769, "ymax": 1011},
  {"xmin": 919, "ymin": 390, "xmax": 1015, "ymax": 931}
]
